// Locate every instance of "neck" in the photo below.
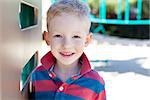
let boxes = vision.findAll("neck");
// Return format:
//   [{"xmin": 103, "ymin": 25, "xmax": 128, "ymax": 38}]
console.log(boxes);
[
  {"xmin": 55, "ymin": 60, "xmax": 81, "ymax": 74},
  {"xmin": 54, "ymin": 60, "xmax": 81, "ymax": 82}
]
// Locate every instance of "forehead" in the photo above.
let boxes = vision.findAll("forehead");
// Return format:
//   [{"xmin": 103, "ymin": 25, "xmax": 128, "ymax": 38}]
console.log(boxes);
[{"xmin": 48, "ymin": 13, "xmax": 90, "ymax": 34}]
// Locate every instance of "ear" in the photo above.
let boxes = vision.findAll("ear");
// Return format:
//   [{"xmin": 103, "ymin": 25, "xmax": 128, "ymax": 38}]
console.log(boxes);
[
  {"xmin": 43, "ymin": 31, "xmax": 50, "ymax": 45},
  {"xmin": 85, "ymin": 32, "xmax": 93, "ymax": 47}
]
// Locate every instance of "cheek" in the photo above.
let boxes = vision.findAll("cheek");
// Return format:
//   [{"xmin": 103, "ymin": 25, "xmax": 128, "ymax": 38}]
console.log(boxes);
[
  {"xmin": 73, "ymin": 40, "xmax": 85, "ymax": 50},
  {"xmin": 52, "ymin": 38, "xmax": 63, "ymax": 44},
  {"xmin": 73, "ymin": 39, "xmax": 85, "ymax": 46},
  {"xmin": 50, "ymin": 38, "xmax": 63, "ymax": 49}
]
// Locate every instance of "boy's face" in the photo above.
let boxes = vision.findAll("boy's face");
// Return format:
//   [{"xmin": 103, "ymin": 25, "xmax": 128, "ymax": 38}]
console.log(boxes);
[{"xmin": 44, "ymin": 13, "xmax": 92, "ymax": 66}]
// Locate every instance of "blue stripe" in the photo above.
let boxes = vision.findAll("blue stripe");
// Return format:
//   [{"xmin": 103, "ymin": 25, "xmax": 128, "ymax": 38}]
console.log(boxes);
[
  {"xmin": 32, "ymin": 70, "xmax": 50, "ymax": 82},
  {"xmin": 35, "ymin": 91, "xmax": 55, "ymax": 100},
  {"xmin": 32, "ymin": 70, "xmax": 61, "ymax": 83},
  {"xmin": 73, "ymin": 77, "xmax": 104, "ymax": 93},
  {"xmin": 35, "ymin": 91, "xmax": 84, "ymax": 100},
  {"xmin": 55, "ymin": 92, "xmax": 84, "ymax": 100}
]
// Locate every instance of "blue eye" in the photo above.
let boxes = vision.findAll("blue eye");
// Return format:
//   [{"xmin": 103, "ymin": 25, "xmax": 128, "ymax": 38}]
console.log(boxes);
[
  {"xmin": 53, "ymin": 35, "xmax": 62, "ymax": 38},
  {"xmin": 73, "ymin": 35, "xmax": 81, "ymax": 38}
]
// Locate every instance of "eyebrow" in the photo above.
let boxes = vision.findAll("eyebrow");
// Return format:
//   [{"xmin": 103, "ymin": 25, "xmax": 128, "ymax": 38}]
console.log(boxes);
[
  {"xmin": 73, "ymin": 31, "xmax": 83, "ymax": 34},
  {"xmin": 51, "ymin": 31, "xmax": 62, "ymax": 34}
]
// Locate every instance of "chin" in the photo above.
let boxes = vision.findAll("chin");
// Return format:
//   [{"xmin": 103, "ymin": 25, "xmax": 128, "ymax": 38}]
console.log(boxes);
[{"xmin": 59, "ymin": 60, "xmax": 76, "ymax": 65}]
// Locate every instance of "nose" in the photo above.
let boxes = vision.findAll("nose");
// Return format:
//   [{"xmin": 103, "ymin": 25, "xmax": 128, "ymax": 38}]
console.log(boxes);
[{"xmin": 62, "ymin": 37, "xmax": 72, "ymax": 49}]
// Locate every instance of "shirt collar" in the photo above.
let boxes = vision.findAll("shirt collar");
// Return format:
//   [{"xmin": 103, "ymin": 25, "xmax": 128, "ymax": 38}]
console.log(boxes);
[{"xmin": 41, "ymin": 51, "xmax": 91, "ymax": 75}]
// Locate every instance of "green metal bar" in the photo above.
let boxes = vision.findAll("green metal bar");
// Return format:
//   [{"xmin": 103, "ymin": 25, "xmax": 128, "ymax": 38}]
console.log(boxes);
[
  {"xmin": 117, "ymin": 0, "xmax": 122, "ymax": 19},
  {"xmin": 81, "ymin": 0, "xmax": 87, "ymax": 2},
  {"xmin": 90, "ymin": 18, "xmax": 150, "ymax": 25},
  {"xmin": 51, "ymin": 0, "xmax": 55, "ymax": 4},
  {"xmin": 93, "ymin": 24, "xmax": 106, "ymax": 34},
  {"xmin": 99, "ymin": 0, "xmax": 106, "ymax": 19},
  {"xmin": 137, "ymin": 0, "xmax": 142, "ymax": 20},
  {"xmin": 125, "ymin": 0, "xmax": 130, "ymax": 20}
]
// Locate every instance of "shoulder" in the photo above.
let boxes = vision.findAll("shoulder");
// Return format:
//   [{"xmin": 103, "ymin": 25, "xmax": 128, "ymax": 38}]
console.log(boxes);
[
  {"xmin": 83, "ymin": 70, "xmax": 105, "ymax": 94},
  {"xmin": 84, "ymin": 70, "xmax": 105, "ymax": 85},
  {"xmin": 32, "ymin": 65, "xmax": 47, "ymax": 73},
  {"xmin": 30, "ymin": 65, "xmax": 47, "ymax": 80}
]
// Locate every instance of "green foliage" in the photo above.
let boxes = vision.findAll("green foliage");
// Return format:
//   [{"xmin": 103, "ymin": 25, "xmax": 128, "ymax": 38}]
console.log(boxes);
[
  {"xmin": 142, "ymin": 0, "xmax": 150, "ymax": 19},
  {"xmin": 88, "ymin": 0, "xmax": 99, "ymax": 16}
]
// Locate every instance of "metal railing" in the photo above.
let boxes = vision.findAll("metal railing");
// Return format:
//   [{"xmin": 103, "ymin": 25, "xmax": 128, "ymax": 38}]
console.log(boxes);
[
  {"xmin": 89, "ymin": 0, "xmax": 150, "ymax": 24},
  {"xmin": 84, "ymin": 0, "xmax": 150, "ymax": 33}
]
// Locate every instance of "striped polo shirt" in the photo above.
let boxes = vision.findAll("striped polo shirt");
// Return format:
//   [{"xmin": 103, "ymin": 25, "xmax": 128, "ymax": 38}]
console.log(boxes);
[{"xmin": 30, "ymin": 51, "xmax": 106, "ymax": 100}]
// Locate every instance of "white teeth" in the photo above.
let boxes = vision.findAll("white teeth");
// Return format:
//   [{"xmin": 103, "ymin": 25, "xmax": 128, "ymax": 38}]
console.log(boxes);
[
  {"xmin": 60, "ymin": 52, "xmax": 74, "ymax": 56},
  {"xmin": 63, "ymin": 53, "xmax": 72, "ymax": 55}
]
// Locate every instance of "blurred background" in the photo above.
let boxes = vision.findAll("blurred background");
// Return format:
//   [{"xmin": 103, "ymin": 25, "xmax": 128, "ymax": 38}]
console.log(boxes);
[
  {"xmin": 88, "ymin": 0, "xmax": 149, "ymax": 39},
  {"xmin": 0, "ymin": 0, "xmax": 150, "ymax": 100}
]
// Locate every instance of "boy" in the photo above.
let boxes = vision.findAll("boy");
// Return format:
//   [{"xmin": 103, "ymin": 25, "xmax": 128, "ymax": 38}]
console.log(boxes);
[{"xmin": 28, "ymin": 0, "xmax": 106, "ymax": 99}]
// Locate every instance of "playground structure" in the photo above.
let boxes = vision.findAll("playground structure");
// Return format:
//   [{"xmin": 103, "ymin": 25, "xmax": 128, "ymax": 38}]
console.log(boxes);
[{"xmin": 86, "ymin": 0, "xmax": 150, "ymax": 33}]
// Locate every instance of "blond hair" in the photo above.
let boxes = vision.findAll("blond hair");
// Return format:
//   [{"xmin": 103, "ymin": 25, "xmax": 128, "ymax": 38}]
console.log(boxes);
[{"xmin": 47, "ymin": 0, "xmax": 91, "ymax": 31}]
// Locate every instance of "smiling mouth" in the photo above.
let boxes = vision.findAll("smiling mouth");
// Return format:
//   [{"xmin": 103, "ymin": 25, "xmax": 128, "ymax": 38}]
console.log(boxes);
[{"xmin": 60, "ymin": 52, "xmax": 75, "ymax": 57}]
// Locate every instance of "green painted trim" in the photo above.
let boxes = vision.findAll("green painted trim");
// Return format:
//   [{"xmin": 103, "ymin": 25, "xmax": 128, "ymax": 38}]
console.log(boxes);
[
  {"xmin": 117, "ymin": 0, "xmax": 122, "ymax": 19},
  {"xmin": 93, "ymin": 24, "xmax": 106, "ymax": 34},
  {"xmin": 51, "ymin": 0, "xmax": 55, "ymax": 4},
  {"xmin": 100, "ymin": 0, "xmax": 106, "ymax": 19},
  {"xmin": 91, "ymin": 18, "xmax": 150, "ymax": 25},
  {"xmin": 125, "ymin": 0, "xmax": 130, "ymax": 20},
  {"xmin": 137, "ymin": 0, "xmax": 142, "ymax": 20},
  {"xmin": 81, "ymin": 0, "xmax": 87, "ymax": 2}
]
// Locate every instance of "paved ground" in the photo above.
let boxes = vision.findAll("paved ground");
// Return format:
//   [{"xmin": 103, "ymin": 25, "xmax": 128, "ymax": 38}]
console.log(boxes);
[
  {"xmin": 39, "ymin": 34, "xmax": 150, "ymax": 100},
  {"xmin": 85, "ymin": 34, "xmax": 150, "ymax": 100}
]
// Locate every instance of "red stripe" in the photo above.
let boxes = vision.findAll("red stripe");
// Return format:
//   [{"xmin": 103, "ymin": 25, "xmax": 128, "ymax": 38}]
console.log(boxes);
[
  {"xmin": 84, "ymin": 71, "xmax": 104, "ymax": 85},
  {"xmin": 96, "ymin": 90, "xmax": 106, "ymax": 100},
  {"xmin": 64, "ymin": 84, "xmax": 97, "ymax": 100},
  {"xmin": 33, "ymin": 80, "xmax": 57, "ymax": 92},
  {"xmin": 35, "ymin": 66, "xmax": 46, "ymax": 71}
]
